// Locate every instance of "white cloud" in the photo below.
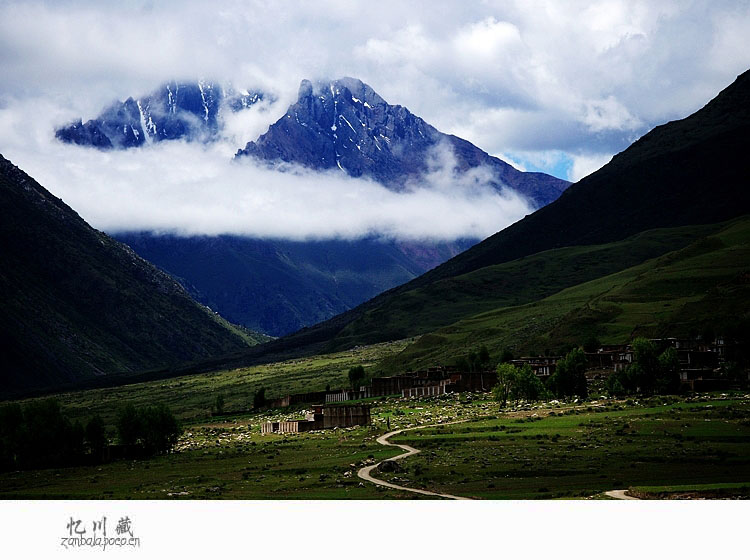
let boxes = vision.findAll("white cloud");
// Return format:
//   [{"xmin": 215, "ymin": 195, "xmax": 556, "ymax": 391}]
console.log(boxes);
[
  {"xmin": 0, "ymin": 96, "xmax": 531, "ymax": 241},
  {"xmin": 581, "ymin": 95, "xmax": 642, "ymax": 133},
  {"xmin": 452, "ymin": 18, "xmax": 523, "ymax": 63},
  {"xmin": 570, "ymin": 152, "xmax": 613, "ymax": 182},
  {"xmin": 1, "ymin": 0, "xmax": 749, "ymax": 198}
]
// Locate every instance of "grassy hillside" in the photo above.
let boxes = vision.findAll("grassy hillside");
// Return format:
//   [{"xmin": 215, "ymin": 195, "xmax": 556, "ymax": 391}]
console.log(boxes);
[
  {"xmin": 0, "ymin": 155, "xmax": 266, "ymax": 397},
  {"xmin": 380, "ymin": 215, "xmax": 750, "ymax": 371},
  {"xmin": 5, "ymin": 340, "xmax": 411, "ymax": 428},
  {"xmin": 261, "ymin": 69, "xmax": 750, "ymax": 357},
  {"xmin": 324, "ymin": 222, "xmax": 725, "ymax": 349}
]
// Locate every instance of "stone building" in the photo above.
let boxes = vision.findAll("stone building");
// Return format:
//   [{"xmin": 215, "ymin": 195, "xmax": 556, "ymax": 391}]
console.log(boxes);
[{"xmin": 261, "ymin": 404, "xmax": 371, "ymax": 434}]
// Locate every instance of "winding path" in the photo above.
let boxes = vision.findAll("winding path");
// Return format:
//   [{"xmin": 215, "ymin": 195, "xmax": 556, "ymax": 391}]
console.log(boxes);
[
  {"xmin": 357, "ymin": 423, "xmax": 472, "ymax": 500},
  {"xmin": 605, "ymin": 489, "xmax": 639, "ymax": 500},
  {"xmin": 358, "ymin": 420, "xmax": 642, "ymax": 501}
]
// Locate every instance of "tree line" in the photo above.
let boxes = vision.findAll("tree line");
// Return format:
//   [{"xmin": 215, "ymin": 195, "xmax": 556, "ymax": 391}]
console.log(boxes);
[
  {"xmin": 491, "ymin": 337, "xmax": 704, "ymax": 406},
  {"xmin": 492, "ymin": 347, "xmax": 590, "ymax": 406},
  {"xmin": 0, "ymin": 399, "xmax": 180, "ymax": 472}
]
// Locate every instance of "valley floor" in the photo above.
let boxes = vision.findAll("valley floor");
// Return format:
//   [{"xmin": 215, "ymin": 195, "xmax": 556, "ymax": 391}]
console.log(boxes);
[{"xmin": 2, "ymin": 391, "xmax": 749, "ymax": 500}]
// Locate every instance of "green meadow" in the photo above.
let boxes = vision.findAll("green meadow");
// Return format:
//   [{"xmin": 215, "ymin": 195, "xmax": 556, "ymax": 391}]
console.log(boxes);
[
  {"xmin": 380, "ymin": 396, "xmax": 750, "ymax": 499},
  {"xmin": 2, "ymin": 390, "xmax": 748, "ymax": 500}
]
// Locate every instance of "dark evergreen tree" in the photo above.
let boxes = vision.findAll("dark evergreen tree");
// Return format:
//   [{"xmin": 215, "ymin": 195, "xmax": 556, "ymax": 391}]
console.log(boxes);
[
  {"xmin": 348, "ymin": 365, "xmax": 366, "ymax": 389},
  {"xmin": 85, "ymin": 414, "xmax": 107, "ymax": 463},
  {"xmin": 549, "ymin": 348, "xmax": 588, "ymax": 398},
  {"xmin": 253, "ymin": 387, "xmax": 267, "ymax": 409},
  {"xmin": 116, "ymin": 403, "xmax": 142, "ymax": 446}
]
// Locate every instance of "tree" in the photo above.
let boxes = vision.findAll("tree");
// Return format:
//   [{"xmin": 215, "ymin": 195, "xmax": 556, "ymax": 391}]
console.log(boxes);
[
  {"xmin": 116, "ymin": 403, "xmax": 142, "ymax": 446},
  {"xmin": 549, "ymin": 348, "xmax": 588, "ymax": 398},
  {"xmin": 478, "ymin": 346, "xmax": 491, "ymax": 368},
  {"xmin": 583, "ymin": 336, "xmax": 602, "ymax": 353},
  {"xmin": 214, "ymin": 394, "xmax": 225, "ymax": 415},
  {"xmin": 721, "ymin": 361, "xmax": 743, "ymax": 384},
  {"xmin": 630, "ymin": 338, "xmax": 659, "ymax": 393},
  {"xmin": 253, "ymin": 387, "xmax": 267, "ymax": 410},
  {"xmin": 348, "ymin": 365, "xmax": 366, "ymax": 389},
  {"xmin": 116, "ymin": 403, "xmax": 180, "ymax": 455},
  {"xmin": 0, "ymin": 403, "xmax": 23, "ymax": 471},
  {"xmin": 608, "ymin": 339, "xmax": 684, "ymax": 396},
  {"xmin": 454, "ymin": 356, "xmax": 471, "ymax": 371},
  {"xmin": 460, "ymin": 346, "xmax": 493, "ymax": 373},
  {"xmin": 512, "ymin": 364, "xmax": 548, "ymax": 403},
  {"xmin": 140, "ymin": 404, "xmax": 181, "ymax": 455},
  {"xmin": 493, "ymin": 363, "xmax": 518, "ymax": 407},
  {"xmin": 20, "ymin": 399, "xmax": 83, "ymax": 469},
  {"xmin": 606, "ymin": 373, "xmax": 627, "ymax": 397},
  {"xmin": 657, "ymin": 347, "xmax": 680, "ymax": 394},
  {"xmin": 498, "ymin": 348, "xmax": 514, "ymax": 364},
  {"xmin": 1, "ymin": 401, "xmax": 98, "ymax": 471},
  {"xmin": 85, "ymin": 415, "xmax": 107, "ymax": 462}
]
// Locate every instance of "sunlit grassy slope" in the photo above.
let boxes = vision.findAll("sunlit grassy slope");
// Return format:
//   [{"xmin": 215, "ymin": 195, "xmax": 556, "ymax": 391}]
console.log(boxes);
[
  {"xmin": 379, "ymin": 215, "xmax": 750, "ymax": 372},
  {"xmin": 329, "ymin": 221, "xmax": 726, "ymax": 349},
  {"xmin": 11, "ymin": 340, "xmax": 412, "ymax": 428}
]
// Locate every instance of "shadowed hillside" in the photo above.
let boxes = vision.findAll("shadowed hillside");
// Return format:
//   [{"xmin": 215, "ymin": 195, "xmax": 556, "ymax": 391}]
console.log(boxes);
[{"xmin": 0, "ymin": 155, "xmax": 267, "ymax": 397}]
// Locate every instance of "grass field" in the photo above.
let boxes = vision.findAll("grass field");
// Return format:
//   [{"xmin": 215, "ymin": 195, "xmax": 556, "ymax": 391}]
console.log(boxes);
[
  {"xmin": 1, "ymin": 391, "xmax": 748, "ymax": 500},
  {"xmin": 0, "ymin": 424, "xmax": 403, "ymax": 499},
  {"xmin": 628, "ymin": 481, "xmax": 750, "ymax": 499},
  {"xmin": 377, "ymin": 395, "xmax": 750, "ymax": 499}
]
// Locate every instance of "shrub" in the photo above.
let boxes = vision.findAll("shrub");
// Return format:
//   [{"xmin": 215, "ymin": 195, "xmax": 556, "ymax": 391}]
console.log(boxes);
[{"xmin": 214, "ymin": 394, "xmax": 225, "ymax": 415}]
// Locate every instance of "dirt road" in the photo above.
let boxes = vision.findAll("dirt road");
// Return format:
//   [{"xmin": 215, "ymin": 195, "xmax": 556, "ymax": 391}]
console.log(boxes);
[
  {"xmin": 357, "ymin": 424, "xmax": 472, "ymax": 500},
  {"xmin": 604, "ymin": 489, "xmax": 639, "ymax": 499}
]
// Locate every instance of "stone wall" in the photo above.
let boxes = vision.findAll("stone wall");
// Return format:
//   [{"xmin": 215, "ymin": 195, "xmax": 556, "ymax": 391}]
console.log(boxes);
[
  {"xmin": 402, "ymin": 384, "xmax": 448, "ymax": 398},
  {"xmin": 322, "ymin": 405, "xmax": 371, "ymax": 429}
]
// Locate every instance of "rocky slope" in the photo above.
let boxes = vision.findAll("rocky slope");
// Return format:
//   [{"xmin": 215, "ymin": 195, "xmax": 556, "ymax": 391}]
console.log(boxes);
[
  {"xmin": 56, "ymin": 81, "xmax": 266, "ymax": 149},
  {"xmin": 236, "ymin": 77, "xmax": 569, "ymax": 207}
]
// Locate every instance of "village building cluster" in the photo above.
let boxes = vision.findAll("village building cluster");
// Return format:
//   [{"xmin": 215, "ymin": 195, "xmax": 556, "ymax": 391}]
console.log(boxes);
[
  {"xmin": 261, "ymin": 368, "xmax": 496, "ymax": 434},
  {"xmin": 260, "ymin": 336, "xmax": 743, "ymax": 434},
  {"xmin": 261, "ymin": 404, "xmax": 371, "ymax": 434},
  {"xmin": 510, "ymin": 336, "xmax": 739, "ymax": 391}
]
